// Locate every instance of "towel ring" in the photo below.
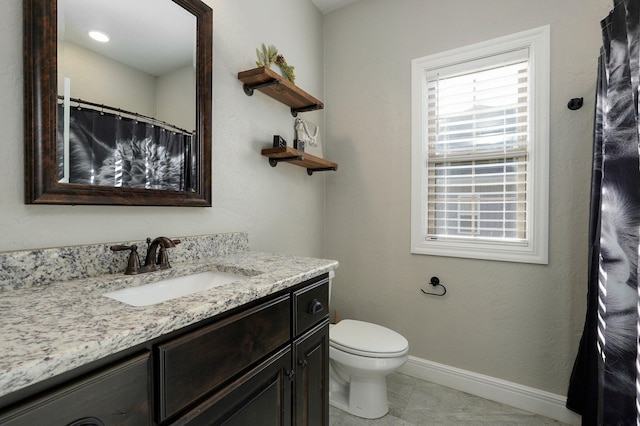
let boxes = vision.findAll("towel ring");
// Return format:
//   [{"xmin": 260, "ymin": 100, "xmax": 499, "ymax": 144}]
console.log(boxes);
[{"xmin": 421, "ymin": 276, "xmax": 447, "ymax": 297}]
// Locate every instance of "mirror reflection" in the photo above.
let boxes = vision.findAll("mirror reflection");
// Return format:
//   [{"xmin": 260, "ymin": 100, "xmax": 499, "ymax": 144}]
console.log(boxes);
[{"xmin": 56, "ymin": 0, "xmax": 197, "ymax": 191}]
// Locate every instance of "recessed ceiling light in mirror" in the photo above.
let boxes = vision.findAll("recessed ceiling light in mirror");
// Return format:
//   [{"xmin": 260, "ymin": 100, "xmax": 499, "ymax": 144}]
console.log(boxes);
[{"xmin": 88, "ymin": 30, "xmax": 110, "ymax": 42}]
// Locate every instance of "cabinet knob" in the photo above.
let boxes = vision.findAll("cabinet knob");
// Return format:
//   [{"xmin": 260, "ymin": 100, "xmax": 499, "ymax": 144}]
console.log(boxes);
[
  {"xmin": 285, "ymin": 369, "xmax": 296, "ymax": 381},
  {"xmin": 298, "ymin": 359, "xmax": 308, "ymax": 369},
  {"xmin": 307, "ymin": 299, "xmax": 324, "ymax": 315}
]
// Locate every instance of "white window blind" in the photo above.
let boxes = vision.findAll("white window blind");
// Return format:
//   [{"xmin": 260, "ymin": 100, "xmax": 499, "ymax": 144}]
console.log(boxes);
[
  {"xmin": 411, "ymin": 26, "xmax": 549, "ymax": 264},
  {"xmin": 426, "ymin": 54, "xmax": 529, "ymax": 243}
]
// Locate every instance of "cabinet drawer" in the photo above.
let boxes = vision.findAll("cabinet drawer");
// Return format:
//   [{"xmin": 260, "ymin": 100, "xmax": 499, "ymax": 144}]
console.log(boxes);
[
  {"xmin": 0, "ymin": 352, "xmax": 150, "ymax": 426},
  {"xmin": 157, "ymin": 295, "xmax": 291, "ymax": 421},
  {"xmin": 175, "ymin": 347, "xmax": 293, "ymax": 426},
  {"xmin": 293, "ymin": 279, "xmax": 329, "ymax": 337}
]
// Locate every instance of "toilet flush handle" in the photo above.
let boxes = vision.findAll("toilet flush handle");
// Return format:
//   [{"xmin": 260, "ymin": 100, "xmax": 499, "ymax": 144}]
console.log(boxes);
[{"xmin": 307, "ymin": 299, "xmax": 324, "ymax": 315}]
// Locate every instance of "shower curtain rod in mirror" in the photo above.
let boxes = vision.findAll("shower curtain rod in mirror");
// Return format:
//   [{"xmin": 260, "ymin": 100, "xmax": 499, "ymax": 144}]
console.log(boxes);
[{"xmin": 57, "ymin": 96, "xmax": 194, "ymax": 136}]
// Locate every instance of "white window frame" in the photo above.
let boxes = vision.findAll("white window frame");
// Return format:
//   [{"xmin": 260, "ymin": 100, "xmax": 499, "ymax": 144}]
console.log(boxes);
[{"xmin": 411, "ymin": 26, "xmax": 549, "ymax": 264}]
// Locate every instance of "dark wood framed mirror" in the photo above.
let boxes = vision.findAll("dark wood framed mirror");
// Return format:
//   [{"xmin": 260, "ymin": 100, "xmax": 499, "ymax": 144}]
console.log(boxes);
[{"xmin": 24, "ymin": 0, "xmax": 212, "ymax": 206}]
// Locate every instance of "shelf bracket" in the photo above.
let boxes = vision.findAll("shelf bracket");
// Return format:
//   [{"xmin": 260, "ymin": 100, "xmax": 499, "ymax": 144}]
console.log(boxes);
[
  {"xmin": 243, "ymin": 79, "xmax": 282, "ymax": 96},
  {"xmin": 291, "ymin": 104, "xmax": 323, "ymax": 117},
  {"xmin": 307, "ymin": 166, "xmax": 337, "ymax": 175},
  {"xmin": 268, "ymin": 156, "xmax": 304, "ymax": 167}
]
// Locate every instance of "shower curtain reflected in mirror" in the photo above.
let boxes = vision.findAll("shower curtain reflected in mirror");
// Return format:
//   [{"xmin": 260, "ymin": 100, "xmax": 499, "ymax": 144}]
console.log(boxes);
[
  {"xmin": 568, "ymin": 0, "xmax": 640, "ymax": 424},
  {"xmin": 57, "ymin": 104, "xmax": 196, "ymax": 192}
]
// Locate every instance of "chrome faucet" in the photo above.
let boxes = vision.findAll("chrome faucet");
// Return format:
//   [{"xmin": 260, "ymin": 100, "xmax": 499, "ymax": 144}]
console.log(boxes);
[{"xmin": 110, "ymin": 236, "xmax": 180, "ymax": 275}]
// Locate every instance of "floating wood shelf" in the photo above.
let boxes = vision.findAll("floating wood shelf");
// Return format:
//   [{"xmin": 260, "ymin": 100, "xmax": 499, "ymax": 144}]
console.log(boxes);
[
  {"xmin": 242, "ymin": 68, "xmax": 337, "ymax": 174},
  {"xmin": 261, "ymin": 147, "xmax": 338, "ymax": 175},
  {"xmin": 238, "ymin": 67, "xmax": 324, "ymax": 117}
]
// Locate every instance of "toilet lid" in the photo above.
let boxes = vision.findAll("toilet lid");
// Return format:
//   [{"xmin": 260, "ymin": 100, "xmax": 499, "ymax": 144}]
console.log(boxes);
[{"xmin": 330, "ymin": 319, "xmax": 408, "ymax": 357}]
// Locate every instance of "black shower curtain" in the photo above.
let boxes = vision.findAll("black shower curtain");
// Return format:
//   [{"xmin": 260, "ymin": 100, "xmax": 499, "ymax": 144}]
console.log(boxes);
[
  {"xmin": 57, "ymin": 105, "xmax": 196, "ymax": 192},
  {"xmin": 568, "ymin": 1, "xmax": 640, "ymax": 424}
]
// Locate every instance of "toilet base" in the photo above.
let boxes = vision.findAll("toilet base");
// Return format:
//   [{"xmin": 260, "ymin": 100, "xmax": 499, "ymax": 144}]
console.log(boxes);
[{"xmin": 329, "ymin": 367, "xmax": 389, "ymax": 419}]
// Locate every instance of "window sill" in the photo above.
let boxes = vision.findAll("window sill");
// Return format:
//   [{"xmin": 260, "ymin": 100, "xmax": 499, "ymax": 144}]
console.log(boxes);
[{"xmin": 411, "ymin": 239, "xmax": 548, "ymax": 265}]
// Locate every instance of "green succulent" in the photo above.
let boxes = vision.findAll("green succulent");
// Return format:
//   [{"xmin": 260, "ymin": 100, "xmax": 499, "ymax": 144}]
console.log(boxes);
[
  {"xmin": 276, "ymin": 54, "xmax": 295, "ymax": 83},
  {"xmin": 255, "ymin": 44, "xmax": 296, "ymax": 83},
  {"xmin": 256, "ymin": 44, "xmax": 278, "ymax": 68}
]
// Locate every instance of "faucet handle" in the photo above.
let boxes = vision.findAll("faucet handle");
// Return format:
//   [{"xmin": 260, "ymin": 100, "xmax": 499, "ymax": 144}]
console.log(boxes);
[
  {"xmin": 111, "ymin": 244, "xmax": 134, "ymax": 251},
  {"xmin": 110, "ymin": 244, "xmax": 141, "ymax": 275}
]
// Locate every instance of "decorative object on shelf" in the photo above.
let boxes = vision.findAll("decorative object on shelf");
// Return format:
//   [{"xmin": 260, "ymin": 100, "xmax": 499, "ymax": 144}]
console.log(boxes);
[
  {"xmin": 295, "ymin": 118, "xmax": 322, "ymax": 158},
  {"xmin": 294, "ymin": 139, "xmax": 305, "ymax": 152},
  {"xmin": 275, "ymin": 54, "xmax": 295, "ymax": 83},
  {"xmin": 273, "ymin": 135, "xmax": 287, "ymax": 148},
  {"xmin": 255, "ymin": 43, "xmax": 278, "ymax": 68},
  {"xmin": 255, "ymin": 43, "xmax": 296, "ymax": 83}
]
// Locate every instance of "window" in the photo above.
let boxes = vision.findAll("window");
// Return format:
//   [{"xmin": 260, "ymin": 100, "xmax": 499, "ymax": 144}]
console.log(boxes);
[{"xmin": 411, "ymin": 26, "xmax": 549, "ymax": 264}]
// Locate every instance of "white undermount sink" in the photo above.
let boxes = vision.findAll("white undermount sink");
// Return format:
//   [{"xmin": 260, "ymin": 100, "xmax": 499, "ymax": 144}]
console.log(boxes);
[{"xmin": 102, "ymin": 270, "xmax": 247, "ymax": 307}]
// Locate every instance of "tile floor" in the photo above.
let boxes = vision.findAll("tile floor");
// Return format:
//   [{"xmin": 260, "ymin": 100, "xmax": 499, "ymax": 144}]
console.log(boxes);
[{"xmin": 328, "ymin": 373, "xmax": 569, "ymax": 425}]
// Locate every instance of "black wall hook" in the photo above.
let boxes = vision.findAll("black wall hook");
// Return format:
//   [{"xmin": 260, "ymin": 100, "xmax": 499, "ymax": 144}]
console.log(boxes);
[
  {"xmin": 567, "ymin": 98, "xmax": 583, "ymax": 110},
  {"xmin": 421, "ymin": 276, "xmax": 447, "ymax": 297}
]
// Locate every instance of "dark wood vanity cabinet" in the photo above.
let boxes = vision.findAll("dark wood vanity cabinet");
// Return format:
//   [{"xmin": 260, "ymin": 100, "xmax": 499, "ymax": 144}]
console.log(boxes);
[
  {"xmin": 0, "ymin": 352, "xmax": 151, "ymax": 426},
  {"xmin": 0, "ymin": 274, "xmax": 330, "ymax": 426},
  {"xmin": 171, "ymin": 275, "xmax": 330, "ymax": 426}
]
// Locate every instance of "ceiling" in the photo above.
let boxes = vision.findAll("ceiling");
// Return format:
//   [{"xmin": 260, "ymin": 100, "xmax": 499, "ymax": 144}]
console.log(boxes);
[
  {"xmin": 59, "ymin": 0, "xmax": 195, "ymax": 77},
  {"xmin": 58, "ymin": 0, "xmax": 360, "ymax": 77},
  {"xmin": 311, "ymin": 0, "xmax": 361, "ymax": 14}
]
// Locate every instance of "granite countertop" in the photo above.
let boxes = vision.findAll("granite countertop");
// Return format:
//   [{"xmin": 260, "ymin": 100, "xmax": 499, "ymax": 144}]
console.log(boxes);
[{"xmin": 0, "ymin": 251, "xmax": 338, "ymax": 400}]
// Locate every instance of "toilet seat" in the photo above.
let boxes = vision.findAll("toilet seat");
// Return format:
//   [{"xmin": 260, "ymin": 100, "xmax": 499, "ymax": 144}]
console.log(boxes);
[{"xmin": 330, "ymin": 319, "xmax": 408, "ymax": 358}]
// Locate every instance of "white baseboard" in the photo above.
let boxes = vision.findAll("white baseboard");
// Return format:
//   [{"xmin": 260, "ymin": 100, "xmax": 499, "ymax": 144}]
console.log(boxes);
[{"xmin": 397, "ymin": 356, "xmax": 581, "ymax": 425}]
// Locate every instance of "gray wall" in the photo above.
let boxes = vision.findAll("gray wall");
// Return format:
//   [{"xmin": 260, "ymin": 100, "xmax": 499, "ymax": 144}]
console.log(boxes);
[
  {"xmin": 0, "ymin": 0, "xmax": 325, "ymax": 257},
  {"xmin": 1, "ymin": 0, "xmax": 615, "ymax": 401},
  {"xmin": 323, "ymin": 0, "xmax": 610, "ymax": 396}
]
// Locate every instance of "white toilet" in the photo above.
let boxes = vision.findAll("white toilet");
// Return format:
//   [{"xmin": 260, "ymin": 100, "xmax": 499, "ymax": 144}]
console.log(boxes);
[{"xmin": 328, "ymin": 275, "xmax": 409, "ymax": 419}]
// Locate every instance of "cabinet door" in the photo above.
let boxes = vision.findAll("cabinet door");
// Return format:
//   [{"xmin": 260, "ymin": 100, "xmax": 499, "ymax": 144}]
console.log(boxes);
[
  {"xmin": 294, "ymin": 321, "xmax": 329, "ymax": 426},
  {"xmin": 158, "ymin": 295, "xmax": 290, "ymax": 421},
  {"xmin": 176, "ymin": 347, "xmax": 293, "ymax": 426},
  {"xmin": 0, "ymin": 352, "xmax": 150, "ymax": 426}
]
